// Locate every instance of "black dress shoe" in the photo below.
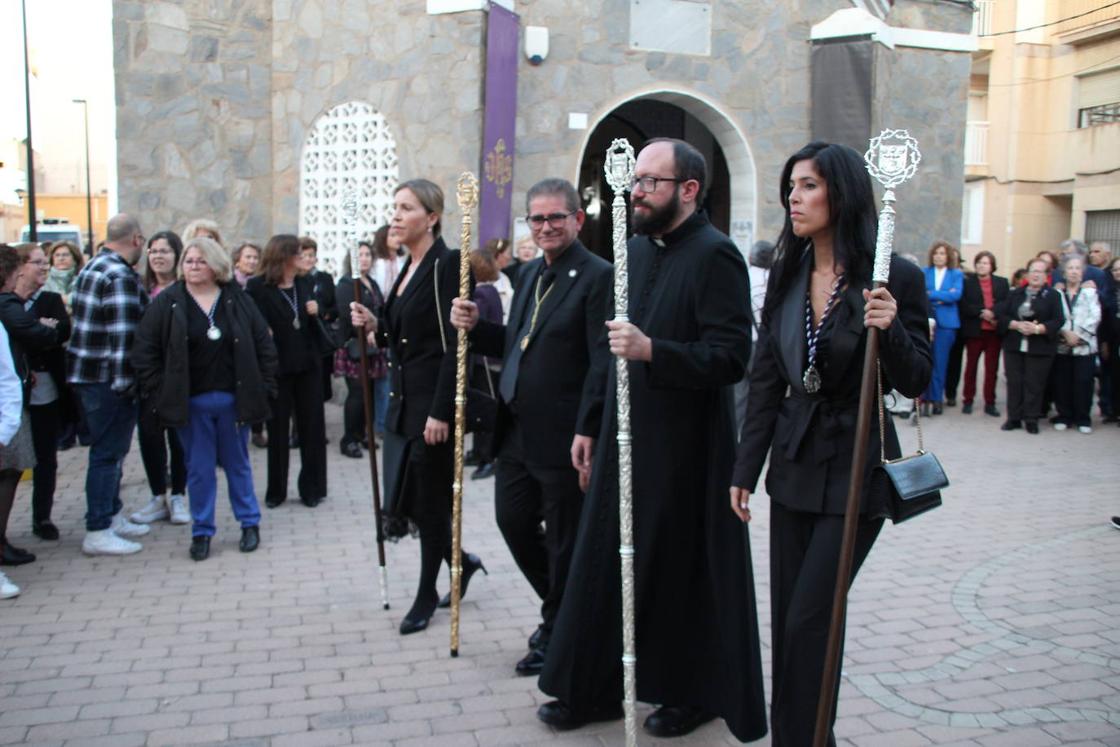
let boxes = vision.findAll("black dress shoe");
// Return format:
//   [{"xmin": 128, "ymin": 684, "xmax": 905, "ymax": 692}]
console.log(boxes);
[
  {"xmin": 190, "ymin": 536, "xmax": 211, "ymax": 561},
  {"xmin": 239, "ymin": 526, "xmax": 260, "ymax": 553},
  {"xmin": 528, "ymin": 624, "xmax": 546, "ymax": 651},
  {"xmin": 985, "ymin": 404, "xmax": 1001, "ymax": 417},
  {"xmin": 945, "ymin": 396, "xmax": 956, "ymax": 407},
  {"xmin": 932, "ymin": 402, "xmax": 944, "ymax": 415},
  {"xmin": 537, "ymin": 700, "xmax": 623, "ymax": 730},
  {"xmin": 1025, "ymin": 420, "xmax": 1039, "ymax": 434},
  {"xmin": 470, "ymin": 462, "xmax": 495, "ymax": 480},
  {"xmin": 301, "ymin": 496, "xmax": 322, "ymax": 508},
  {"xmin": 1000, "ymin": 420, "xmax": 1021, "ymax": 431},
  {"xmin": 265, "ymin": 497, "xmax": 285, "ymax": 508},
  {"xmin": 251, "ymin": 432, "xmax": 268, "ymax": 449},
  {"xmin": 32, "ymin": 521, "xmax": 60, "ymax": 540},
  {"xmin": 340, "ymin": 441, "xmax": 362, "ymax": 459},
  {"xmin": 643, "ymin": 705, "xmax": 717, "ymax": 738},
  {"xmin": 0, "ymin": 542, "xmax": 36, "ymax": 566},
  {"xmin": 961, "ymin": 402, "xmax": 973, "ymax": 414},
  {"xmin": 398, "ymin": 614, "xmax": 431, "ymax": 635},
  {"xmin": 437, "ymin": 553, "xmax": 488, "ymax": 608},
  {"xmin": 515, "ymin": 647, "xmax": 546, "ymax": 676}
]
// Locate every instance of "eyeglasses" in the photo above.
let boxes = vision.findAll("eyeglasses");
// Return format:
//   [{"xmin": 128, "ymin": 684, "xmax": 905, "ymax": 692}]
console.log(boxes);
[
  {"xmin": 630, "ymin": 176, "xmax": 684, "ymax": 193},
  {"xmin": 183, "ymin": 258, "xmax": 210, "ymax": 267},
  {"xmin": 526, "ymin": 211, "xmax": 576, "ymax": 229},
  {"xmin": 25, "ymin": 259, "xmax": 48, "ymax": 266}
]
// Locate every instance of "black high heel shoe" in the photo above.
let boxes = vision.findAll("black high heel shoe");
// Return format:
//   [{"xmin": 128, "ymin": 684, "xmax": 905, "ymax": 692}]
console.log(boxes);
[
  {"xmin": 438, "ymin": 553, "xmax": 488, "ymax": 608},
  {"xmin": 400, "ymin": 590, "xmax": 439, "ymax": 635}
]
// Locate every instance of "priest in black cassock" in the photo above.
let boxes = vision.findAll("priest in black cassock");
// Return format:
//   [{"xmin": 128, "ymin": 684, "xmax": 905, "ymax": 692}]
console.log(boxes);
[{"xmin": 537, "ymin": 138, "xmax": 767, "ymax": 742}]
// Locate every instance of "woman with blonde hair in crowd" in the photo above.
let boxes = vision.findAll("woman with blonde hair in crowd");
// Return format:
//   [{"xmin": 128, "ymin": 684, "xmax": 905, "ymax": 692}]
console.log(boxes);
[
  {"xmin": 130, "ymin": 232, "xmax": 190, "ymax": 526},
  {"xmin": 181, "ymin": 218, "xmax": 224, "ymax": 249},
  {"xmin": 134, "ymin": 237, "xmax": 277, "ymax": 560},
  {"xmin": 349, "ymin": 178, "xmax": 486, "ymax": 635}
]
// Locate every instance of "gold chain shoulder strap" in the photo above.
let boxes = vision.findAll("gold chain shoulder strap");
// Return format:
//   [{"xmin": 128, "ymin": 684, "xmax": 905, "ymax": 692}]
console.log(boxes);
[{"xmin": 878, "ymin": 360, "xmax": 925, "ymax": 464}]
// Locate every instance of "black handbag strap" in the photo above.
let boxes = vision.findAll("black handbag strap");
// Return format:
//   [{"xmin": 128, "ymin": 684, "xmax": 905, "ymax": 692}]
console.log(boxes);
[{"xmin": 877, "ymin": 360, "xmax": 925, "ymax": 463}]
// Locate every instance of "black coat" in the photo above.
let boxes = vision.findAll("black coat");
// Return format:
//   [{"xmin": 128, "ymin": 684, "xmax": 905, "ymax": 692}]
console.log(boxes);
[
  {"xmin": 308, "ymin": 268, "xmax": 338, "ymax": 323},
  {"xmin": 469, "ymin": 240, "xmax": 612, "ymax": 468},
  {"xmin": 996, "ymin": 285, "xmax": 1064, "ymax": 356},
  {"xmin": 960, "ymin": 272, "xmax": 1010, "ymax": 339},
  {"xmin": 336, "ymin": 274, "xmax": 385, "ymax": 345},
  {"xmin": 379, "ymin": 238, "xmax": 463, "ymax": 438},
  {"xmin": 733, "ymin": 252, "xmax": 932, "ymax": 516},
  {"xmin": 132, "ymin": 282, "xmax": 278, "ymax": 428},
  {"xmin": 0, "ymin": 291, "xmax": 62, "ymax": 405},
  {"xmin": 24, "ymin": 291, "xmax": 77, "ymax": 421},
  {"xmin": 246, "ymin": 274, "xmax": 334, "ymax": 375},
  {"xmin": 539, "ymin": 212, "xmax": 767, "ymax": 742}
]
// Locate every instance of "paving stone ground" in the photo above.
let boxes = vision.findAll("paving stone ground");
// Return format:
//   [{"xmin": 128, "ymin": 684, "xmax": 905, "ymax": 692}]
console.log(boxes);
[{"xmin": 1, "ymin": 391, "xmax": 1118, "ymax": 746}]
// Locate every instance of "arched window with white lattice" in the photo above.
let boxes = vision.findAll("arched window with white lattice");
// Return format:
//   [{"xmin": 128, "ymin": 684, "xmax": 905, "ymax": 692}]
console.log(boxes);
[{"xmin": 299, "ymin": 101, "xmax": 399, "ymax": 277}]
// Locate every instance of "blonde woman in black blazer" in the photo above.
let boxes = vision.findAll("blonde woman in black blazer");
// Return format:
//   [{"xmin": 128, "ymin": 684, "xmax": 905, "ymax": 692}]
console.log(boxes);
[{"xmin": 351, "ymin": 179, "xmax": 484, "ymax": 636}]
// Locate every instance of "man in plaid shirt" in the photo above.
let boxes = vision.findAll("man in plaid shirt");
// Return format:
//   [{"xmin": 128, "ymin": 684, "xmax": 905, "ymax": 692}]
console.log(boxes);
[{"xmin": 68, "ymin": 214, "xmax": 153, "ymax": 556}]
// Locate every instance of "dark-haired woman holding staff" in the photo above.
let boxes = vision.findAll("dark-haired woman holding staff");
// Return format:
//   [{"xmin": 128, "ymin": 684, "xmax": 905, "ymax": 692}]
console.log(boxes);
[
  {"xmin": 730, "ymin": 142, "xmax": 931, "ymax": 747},
  {"xmin": 350, "ymin": 179, "xmax": 485, "ymax": 636},
  {"xmin": 247, "ymin": 235, "xmax": 329, "ymax": 508}
]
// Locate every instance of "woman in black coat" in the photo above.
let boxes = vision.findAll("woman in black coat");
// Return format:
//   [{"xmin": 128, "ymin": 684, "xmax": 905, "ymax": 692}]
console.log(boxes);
[
  {"xmin": 12, "ymin": 243, "xmax": 72, "ymax": 540},
  {"xmin": 334, "ymin": 244, "xmax": 387, "ymax": 458},
  {"xmin": 959, "ymin": 250, "xmax": 1010, "ymax": 416},
  {"xmin": 247, "ymin": 235, "xmax": 331, "ymax": 508},
  {"xmin": 134, "ymin": 237, "xmax": 278, "ymax": 560},
  {"xmin": 350, "ymin": 179, "xmax": 485, "ymax": 636},
  {"xmin": 996, "ymin": 258, "xmax": 1064, "ymax": 434},
  {"xmin": 730, "ymin": 142, "xmax": 932, "ymax": 746}
]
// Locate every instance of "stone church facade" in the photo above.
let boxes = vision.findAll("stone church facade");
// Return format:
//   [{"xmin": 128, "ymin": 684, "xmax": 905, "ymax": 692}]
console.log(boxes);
[{"xmin": 113, "ymin": 0, "xmax": 973, "ymax": 273}]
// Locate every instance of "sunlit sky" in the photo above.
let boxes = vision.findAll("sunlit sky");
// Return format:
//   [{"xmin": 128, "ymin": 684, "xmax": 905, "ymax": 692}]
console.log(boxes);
[{"xmin": 0, "ymin": 0, "xmax": 115, "ymax": 196}]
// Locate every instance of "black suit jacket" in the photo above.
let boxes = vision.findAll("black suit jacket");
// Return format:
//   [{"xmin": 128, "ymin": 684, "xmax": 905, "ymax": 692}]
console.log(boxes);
[
  {"xmin": 0, "ymin": 291, "xmax": 63, "ymax": 405},
  {"xmin": 246, "ymin": 274, "xmax": 331, "ymax": 375},
  {"xmin": 26, "ymin": 290, "xmax": 76, "ymax": 420},
  {"xmin": 960, "ymin": 273, "xmax": 1010, "ymax": 339},
  {"xmin": 470, "ymin": 240, "xmax": 612, "ymax": 468},
  {"xmin": 733, "ymin": 252, "xmax": 932, "ymax": 515},
  {"xmin": 996, "ymin": 285, "xmax": 1064, "ymax": 356},
  {"xmin": 380, "ymin": 238, "xmax": 463, "ymax": 438},
  {"xmin": 308, "ymin": 269, "xmax": 338, "ymax": 323}
]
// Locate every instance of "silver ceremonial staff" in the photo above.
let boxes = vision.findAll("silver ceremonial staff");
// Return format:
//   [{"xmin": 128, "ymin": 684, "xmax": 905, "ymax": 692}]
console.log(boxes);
[
  {"xmin": 605, "ymin": 138, "xmax": 638, "ymax": 747},
  {"xmin": 813, "ymin": 130, "xmax": 921, "ymax": 747},
  {"xmin": 449, "ymin": 171, "xmax": 479, "ymax": 658},
  {"xmin": 342, "ymin": 189, "xmax": 390, "ymax": 611}
]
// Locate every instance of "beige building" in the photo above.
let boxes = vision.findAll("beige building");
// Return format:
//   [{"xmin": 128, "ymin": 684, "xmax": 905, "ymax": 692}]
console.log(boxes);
[{"xmin": 963, "ymin": 0, "xmax": 1120, "ymax": 272}]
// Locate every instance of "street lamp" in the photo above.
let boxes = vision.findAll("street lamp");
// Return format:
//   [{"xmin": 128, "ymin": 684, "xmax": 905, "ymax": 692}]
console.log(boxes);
[
  {"xmin": 21, "ymin": 0, "xmax": 36, "ymax": 241},
  {"xmin": 72, "ymin": 98, "xmax": 93, "ymax": 253}
]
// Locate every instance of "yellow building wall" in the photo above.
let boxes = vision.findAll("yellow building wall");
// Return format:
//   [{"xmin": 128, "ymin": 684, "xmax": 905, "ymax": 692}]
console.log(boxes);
[{"xmin": 22, "ymin": 193, "xmax": 109, "ymax": 247}]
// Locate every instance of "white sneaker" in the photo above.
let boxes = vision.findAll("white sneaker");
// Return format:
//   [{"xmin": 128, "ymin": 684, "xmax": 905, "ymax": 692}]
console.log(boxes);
[
  {"xmin": 1053, "ymin": 423, "xmax": 1068, "ymax": 431},
  {"xmin": 111, "ymin": 513, "xmax": 151, "ymax": 538},
  {"xmin": 1078, "ymin": 425, "xmax": 1093, "ymax": 434},
  {"xmin": 82, "ymin": 529, "xmax": 142, "ymax": 556},
  {"xmin": 0, "ymin": 571, "xmax": 19, "ymax": 599},
  {"xmin": 168, "ymin": 494, "xmax": 190, "ymax": 525},
  {"xmin": 130, "ymin": 495, "xmax": 169, "ymax": 523}
]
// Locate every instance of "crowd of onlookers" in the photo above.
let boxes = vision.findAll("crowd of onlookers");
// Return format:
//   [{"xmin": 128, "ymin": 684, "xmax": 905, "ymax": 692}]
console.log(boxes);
[
  {"xmin": 912, "ymin": 238, "xmax": 1119, "ymax": 435},
  {"xmin": 0, "ymin": 212, "xmax": 534, "ymax": 600}
]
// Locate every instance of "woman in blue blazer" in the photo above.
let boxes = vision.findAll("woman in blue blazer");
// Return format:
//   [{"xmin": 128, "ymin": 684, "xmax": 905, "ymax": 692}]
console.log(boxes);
[{"xmin": 923, "ymin": 240, "xmax": 964, "ymax": 414}]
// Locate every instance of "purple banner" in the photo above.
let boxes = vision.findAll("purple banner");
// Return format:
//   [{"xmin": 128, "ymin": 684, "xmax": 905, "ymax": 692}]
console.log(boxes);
[{"xmin": 478, "ymin": 3, "xmax": 519, "ymax": 248}]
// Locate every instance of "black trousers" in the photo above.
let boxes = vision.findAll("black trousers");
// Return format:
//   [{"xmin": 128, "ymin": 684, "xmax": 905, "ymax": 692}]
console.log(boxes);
[
  {"xmin": 137, "ymin": 397, "xmax": 186, "ymax": 496},
  {"xmin": 944, "ymin": 332, "xmax": 965, "ymax": 400},
  {"xmin": 28, "ymin": 400, "xmax": 61, "ymax": 525},
  {"xmin": 770, "ymin": 502, "xmax": 883, "ymax": 747},
  {"xmin": 494, "ymin": 420, "xmax": 583, "ymax": 645},
  {"xmin": 342, "ymin": 376, "xmax": 371, "ymax": 447},
  {"xmin": 266, "ymin": 366, "xmax": 327, "ymax": 501},
  {"xmin": 1053, "ymin": 354, "xmax": 1094, "ymax": 428},
  {"xmin": 1004, "ymin": 351, "xmax": 1054, "ymax": 424}
]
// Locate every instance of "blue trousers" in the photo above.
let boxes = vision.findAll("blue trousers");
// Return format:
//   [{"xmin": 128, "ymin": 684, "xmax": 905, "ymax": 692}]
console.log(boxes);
[
  {"xmin": 77, "ymin": 383, "xmax": 138, "ymax": 531},
  {"xmin": 924, "ymin": 328, "xmax": 957, "ymax": 403},
  {"xmin": 176, "ymin": 391, "xmax": 261, "ymax": 538}
]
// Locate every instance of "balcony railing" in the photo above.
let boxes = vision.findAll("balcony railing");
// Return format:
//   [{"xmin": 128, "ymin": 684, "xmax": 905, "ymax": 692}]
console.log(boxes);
[
  {"xmin": 1055, "ymin": 0, "xmax": 1117, "ymax": 35},
  {"xmin": 972, "ymin": 0, "xmax": 994, "ymax": 36},
  {"xmin": 965, "ymin": 121, "xmax": 989, "ymax": 166}
]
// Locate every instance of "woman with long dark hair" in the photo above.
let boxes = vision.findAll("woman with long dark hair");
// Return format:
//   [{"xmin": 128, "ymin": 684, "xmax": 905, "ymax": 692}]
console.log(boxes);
[
  {"xmin": 335, "ymin": 242, "xmax": 387, "ymax": 458},
  {"xmin": 350, "ymin": 179, "xmax": 485, "ymax": 636},
  {"xmin": 247, "ymin": 235, "xmax": 330, "ymax": 508},
  {"xmin": 131, "ymin": 232, "xmax": 190, "ymax": 526},
  {"xmin": 730, "ymin": 142, "xmax": 932, "ymax": 746}
]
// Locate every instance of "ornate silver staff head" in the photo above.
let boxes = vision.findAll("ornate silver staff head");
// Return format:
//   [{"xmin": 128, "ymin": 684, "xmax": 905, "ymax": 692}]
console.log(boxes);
[
  {"xmin": 605, "ymin": 138, "xmax": 636, "ymax": 196},
  {"xmin": 864, "ymin": 129, "xmax": 921, "ymax": 284},
  {"xmin": 342, "ymin": 186, "xmax": 362, "ymax": 277}
]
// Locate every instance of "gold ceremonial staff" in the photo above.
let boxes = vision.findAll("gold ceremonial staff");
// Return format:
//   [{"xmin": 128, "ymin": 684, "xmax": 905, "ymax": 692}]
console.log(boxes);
[
  {"xmin": 813, "ymin": 130, "xmax": 921, "ymax": 747},
  {"xmin": 449, "ymin": 172, "xmax": 479, "ymax": 658},
  {"xmin": 605, "ymin": 138, "xmax": 638, "ymax": 747},
  {"xmin": 342, "ymin": 189, "xmax": 390, "ymax": 611}
]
